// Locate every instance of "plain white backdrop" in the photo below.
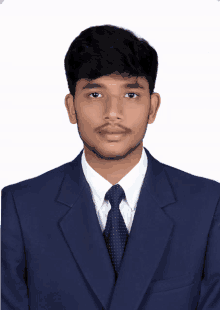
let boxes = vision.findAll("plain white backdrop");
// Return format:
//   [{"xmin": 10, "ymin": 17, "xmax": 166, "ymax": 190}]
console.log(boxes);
[{"xmin": 1, "ymin": 0, "xmax": 220, "ymax": 224}]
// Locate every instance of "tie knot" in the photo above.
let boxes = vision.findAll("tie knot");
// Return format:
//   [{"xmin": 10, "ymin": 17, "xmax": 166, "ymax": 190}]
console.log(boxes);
[{"xmin": 105, "ymin": 184, "xmax": 125, "ymax": 208}]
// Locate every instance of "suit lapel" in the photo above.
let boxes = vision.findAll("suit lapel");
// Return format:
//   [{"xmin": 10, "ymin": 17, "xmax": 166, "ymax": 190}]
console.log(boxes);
[
  {"xmin": 108, "ymin": 147, "xmax": 176, "ymax": 310},
  {"xmin": 57, "ymin": 150, "xmax": 115, "ymax": 309},
  {"xmin": 57, "ymin": 148, "xmax": 176, "ymax": 310}
]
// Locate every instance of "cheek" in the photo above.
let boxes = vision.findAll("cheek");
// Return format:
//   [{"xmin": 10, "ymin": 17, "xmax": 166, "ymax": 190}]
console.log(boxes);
[
  {"xmin": 77, "ymin": 106, "xmax": 101, "ymax": 132},
  {"xmin": 81, "ymin": 104, "xmax": 102, "ymax": 120},
  {"xmin": 126, "ymin": 108, "xmax": 148, "ymax": 127}
]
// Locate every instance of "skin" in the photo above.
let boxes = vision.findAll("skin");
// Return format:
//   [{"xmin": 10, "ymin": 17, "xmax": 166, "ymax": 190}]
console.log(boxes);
[{"xmin": 65, "ymin": 72, "xmax": 161, "ymax": 185}]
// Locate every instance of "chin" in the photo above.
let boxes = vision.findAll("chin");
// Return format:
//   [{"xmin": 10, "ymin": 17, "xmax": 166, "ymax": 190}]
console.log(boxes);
[{"xmin": 91, "ymin": 143, "xmax": 137, "ymax": 160}]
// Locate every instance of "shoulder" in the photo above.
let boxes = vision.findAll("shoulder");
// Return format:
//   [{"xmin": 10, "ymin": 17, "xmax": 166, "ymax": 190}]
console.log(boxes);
[
  {"xmin": 162, "ymin": 162, "xmax": 220, "ymax": 203},
  {"xmin": 1, "ymin": 161, "xmax": 71, "ymax": 199}
]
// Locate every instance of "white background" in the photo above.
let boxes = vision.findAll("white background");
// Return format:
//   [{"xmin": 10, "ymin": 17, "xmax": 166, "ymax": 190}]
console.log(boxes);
[{"xmin": 1, "ymin": 0, "xmax": 220, "ymax": 224}]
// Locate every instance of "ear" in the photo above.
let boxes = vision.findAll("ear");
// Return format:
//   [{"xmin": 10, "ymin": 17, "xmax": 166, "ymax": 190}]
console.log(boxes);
[
  {"xmin": 65, "ymin": 94, "xmax": 77, "ymax": 124},
  {"xmin": 148, "ymin": 93, "xmax": 161, "ymax": 124}
]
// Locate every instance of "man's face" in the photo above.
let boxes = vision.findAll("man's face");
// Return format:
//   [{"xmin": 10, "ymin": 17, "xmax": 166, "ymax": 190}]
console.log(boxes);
[{"xmin": 65, "ymin": 73, "xmax": 160, "ymax": 159}]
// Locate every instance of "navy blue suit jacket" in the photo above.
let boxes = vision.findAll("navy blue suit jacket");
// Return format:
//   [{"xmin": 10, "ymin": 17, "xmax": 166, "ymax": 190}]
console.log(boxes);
[{"xmin": 1, "ymin": 147, "xmax": 220, "ymax": 310}]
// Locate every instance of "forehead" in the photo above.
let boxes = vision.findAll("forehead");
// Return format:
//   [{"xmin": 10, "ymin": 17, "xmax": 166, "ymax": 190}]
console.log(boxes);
[{"xmin": 76, "ymin": 73, "xmax": 149, "ymax": 91}]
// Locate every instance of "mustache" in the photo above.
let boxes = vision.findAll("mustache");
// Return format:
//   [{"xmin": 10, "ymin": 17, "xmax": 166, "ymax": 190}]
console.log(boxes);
[{"xmin": 96, "ymin": 124, "xmax": 130, "ymax": 134}]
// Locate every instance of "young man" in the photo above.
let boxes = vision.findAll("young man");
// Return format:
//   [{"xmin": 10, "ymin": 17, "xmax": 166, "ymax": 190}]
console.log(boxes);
[{"xmin": 1, "ymin": 25, "xmax": 220, "ymax": 310}]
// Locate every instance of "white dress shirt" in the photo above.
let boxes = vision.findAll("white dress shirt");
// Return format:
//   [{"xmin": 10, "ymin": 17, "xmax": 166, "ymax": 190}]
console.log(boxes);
[{"xmin": 81, "ymin": 147, "xmax": 148, "ymax": 234}]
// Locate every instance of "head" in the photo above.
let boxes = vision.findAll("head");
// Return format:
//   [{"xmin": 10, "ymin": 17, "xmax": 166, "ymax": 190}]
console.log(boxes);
[{"xmin": 64, "ymin": 25, "xmax": 161, "ymax": 160}]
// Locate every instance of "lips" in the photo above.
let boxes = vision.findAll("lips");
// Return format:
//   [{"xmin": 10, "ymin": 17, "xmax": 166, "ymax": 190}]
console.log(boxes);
[
  {"xmin": 100, "ymin": 128, "xmax": 126, "ymax": 134},
  {"xmin": 102, "ymin": 131, "xmax": 125, "ymax": 134}
]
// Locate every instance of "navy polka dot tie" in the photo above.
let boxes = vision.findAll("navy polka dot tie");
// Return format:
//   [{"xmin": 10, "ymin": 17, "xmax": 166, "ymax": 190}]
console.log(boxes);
[{"xmin": 103, "ymin": 184, "xmax": 129, "ymax": 281}]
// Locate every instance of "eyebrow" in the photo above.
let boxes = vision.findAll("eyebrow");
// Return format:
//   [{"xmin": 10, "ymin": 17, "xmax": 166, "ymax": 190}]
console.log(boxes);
[{"xmin": 82, "ymin": 82, "xmax": 146, "ymax": 90}]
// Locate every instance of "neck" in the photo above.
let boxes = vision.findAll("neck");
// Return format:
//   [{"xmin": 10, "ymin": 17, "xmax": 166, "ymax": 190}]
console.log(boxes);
[{"xmin": 84, "ymin": 143, "xmax": 143, "ymax": 185}]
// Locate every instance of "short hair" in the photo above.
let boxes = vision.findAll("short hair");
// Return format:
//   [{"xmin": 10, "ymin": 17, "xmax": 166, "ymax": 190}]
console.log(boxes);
[{"xmin": 64, "ymin": 24, "xmax": 158, "ymax": 99}]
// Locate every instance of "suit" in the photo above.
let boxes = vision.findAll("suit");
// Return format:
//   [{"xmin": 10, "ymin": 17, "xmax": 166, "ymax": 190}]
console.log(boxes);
[{"xmin": 1, "ymin": 147, "xmax": 220, "ymax": 310}]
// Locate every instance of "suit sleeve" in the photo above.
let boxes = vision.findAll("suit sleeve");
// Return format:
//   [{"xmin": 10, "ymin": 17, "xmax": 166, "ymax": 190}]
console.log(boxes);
[
  {"xmin": 197, "ymin": 192, "xmax": 220, "ymax": 310},
  {"xmin": 1, "ymin": 187, "xmax": 29, "ymax": 310}
]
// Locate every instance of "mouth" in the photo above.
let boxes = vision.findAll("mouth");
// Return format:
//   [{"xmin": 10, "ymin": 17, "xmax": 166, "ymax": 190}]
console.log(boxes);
[
  {"xmin": 99, "ymin": 131, "xmax": 127, "ymax": 141},
  {"xmin": 101, "ymin": 131, "xmax": 126, "ymax": 134},
  {"xmin": 99, "ymin": 128, "xmax": 127, "ymax": 134}
]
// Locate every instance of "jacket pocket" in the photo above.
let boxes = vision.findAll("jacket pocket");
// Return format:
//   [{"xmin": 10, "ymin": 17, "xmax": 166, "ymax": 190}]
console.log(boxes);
[{"xmin": 148, "ymin": 273, "xmax": 195, "ymax": 294}]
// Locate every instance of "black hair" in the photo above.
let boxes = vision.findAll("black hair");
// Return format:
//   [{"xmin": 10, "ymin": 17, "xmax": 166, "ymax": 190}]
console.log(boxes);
[{"xmin": 64, "ymin": 24, "xmax": 158, "ymax": 99}]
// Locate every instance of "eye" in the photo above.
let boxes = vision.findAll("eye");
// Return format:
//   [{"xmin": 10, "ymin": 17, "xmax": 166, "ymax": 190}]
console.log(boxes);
[
  {"xmin": 89, "ymin": 92, "xmax": 102, "ymax": 98},
  {"xmin": 88, "ymin": 92, "xmax": 139, "ymax": 99},
  {"xmin": 125, "ymin": 93, "xmax": 139, "ymax": 99}
]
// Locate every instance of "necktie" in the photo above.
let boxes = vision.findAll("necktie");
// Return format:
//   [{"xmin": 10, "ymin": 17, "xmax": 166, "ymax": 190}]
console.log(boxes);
[{"xmin": 103, "ymin": 184, "xmax": 129, "ymax": 281}]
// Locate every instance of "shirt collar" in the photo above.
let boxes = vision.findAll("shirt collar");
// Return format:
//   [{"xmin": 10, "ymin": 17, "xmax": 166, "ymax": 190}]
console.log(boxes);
[{"xmin": 81, "ymin": 147, "xmax": 148, "ymax": 212}]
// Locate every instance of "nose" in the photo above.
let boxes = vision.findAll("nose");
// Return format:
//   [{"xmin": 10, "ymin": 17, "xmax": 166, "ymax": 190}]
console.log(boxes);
[{"xmin": 104, "ymin": 96, "xmax": 123, "ymax": 121}]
